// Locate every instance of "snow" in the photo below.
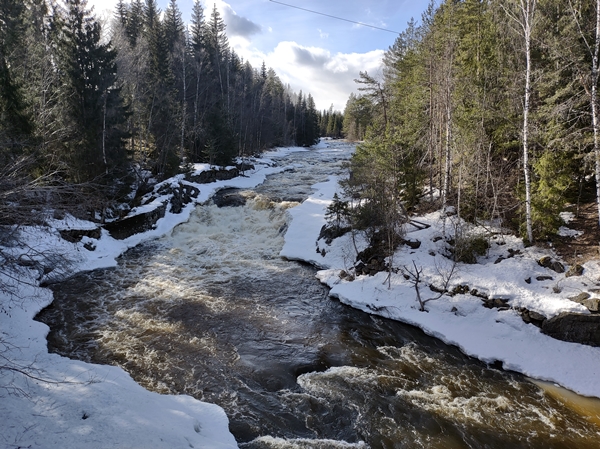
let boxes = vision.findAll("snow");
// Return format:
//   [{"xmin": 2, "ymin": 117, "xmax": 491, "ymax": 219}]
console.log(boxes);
[
  {"xmin": 0, "ymin": 147, "xmax": 307, "ymax": 449},
  {"xmin": 3, "ymin": 140, "xmax": 600, "ymax": 448},
  {"xmin": 281, "ymin": 173, "xmax": 600, "ymax": 400}
]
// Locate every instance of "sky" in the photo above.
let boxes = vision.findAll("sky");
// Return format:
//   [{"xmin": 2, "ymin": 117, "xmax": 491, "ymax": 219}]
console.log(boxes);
[{"xmin": 90, "ymin": 0, "xmax": 432, "ymax": 112}]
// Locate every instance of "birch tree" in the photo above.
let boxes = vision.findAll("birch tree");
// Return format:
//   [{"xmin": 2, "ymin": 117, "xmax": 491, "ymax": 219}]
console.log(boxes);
[{"xmin": 503, "ymin": 0, "xmax": 537, "ymax": 243}]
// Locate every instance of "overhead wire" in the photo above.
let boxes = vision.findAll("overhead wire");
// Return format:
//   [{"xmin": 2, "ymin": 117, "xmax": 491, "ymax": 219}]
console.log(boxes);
[{"xmin": 268, "ymin": 0, "xmax": 400, "ymax": 34}]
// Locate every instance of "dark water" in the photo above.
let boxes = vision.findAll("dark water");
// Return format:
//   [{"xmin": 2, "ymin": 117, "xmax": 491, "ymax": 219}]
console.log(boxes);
[{"xmin": 36, "ymin": 143, "xmax": 600, "ymax": 448}]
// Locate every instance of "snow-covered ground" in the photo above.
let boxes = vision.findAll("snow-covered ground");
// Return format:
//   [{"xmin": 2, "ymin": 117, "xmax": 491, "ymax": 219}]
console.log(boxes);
[
  {"xmin": 3, "ymin": 140, "xmax": 600, "ymax": 448},
  {"xmin": 0, "ymin": 147, "xmax": 308, "ymax": 449},
  {"xmin": 282, "ymin": 174, "xmax": 600, "ymax": 400}
]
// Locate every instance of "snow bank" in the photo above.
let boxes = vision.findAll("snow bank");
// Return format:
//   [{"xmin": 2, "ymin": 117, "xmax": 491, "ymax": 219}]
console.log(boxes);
[
  {"xmin": 281, "ymin": 176, "xmax": 600, "ymax": 399},
  {"xmin": 0, "ymin": 149, "xmax": 306, "ymax": 449}
]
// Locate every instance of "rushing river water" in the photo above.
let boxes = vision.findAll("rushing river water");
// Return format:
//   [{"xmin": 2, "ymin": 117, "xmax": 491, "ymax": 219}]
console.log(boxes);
[{"xmin": 37, "ymin": 142, "xmax": 600, "ymax": 448}]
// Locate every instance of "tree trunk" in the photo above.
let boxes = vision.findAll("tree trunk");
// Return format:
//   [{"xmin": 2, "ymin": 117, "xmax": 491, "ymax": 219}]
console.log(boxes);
[
  {"xmin": 523, "ymin": 14, "xmax": 533, "ymax": 243},
  {"xmin": 593, "ymin": 0, "xmax": 600, "ymax": 227}
]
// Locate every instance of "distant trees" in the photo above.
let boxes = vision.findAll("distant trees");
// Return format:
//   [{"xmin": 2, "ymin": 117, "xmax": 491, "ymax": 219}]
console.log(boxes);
[
  {"xmin": 0, "ymin": 0, "xmax": 325, "ymax": 223},
  {"xmin": 344, "ymin": 0, "xmax": 599, "ymax": 243}
]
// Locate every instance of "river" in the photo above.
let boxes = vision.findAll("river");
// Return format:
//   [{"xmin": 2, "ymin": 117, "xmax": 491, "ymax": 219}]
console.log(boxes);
[{"xmin": 36, "ymin": 142, "xmax": 600, "ymax": 448}]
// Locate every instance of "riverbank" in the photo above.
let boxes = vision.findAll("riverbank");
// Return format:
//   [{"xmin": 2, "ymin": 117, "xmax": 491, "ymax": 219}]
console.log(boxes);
[
  {"xmin": 281, "ymin": 172, "xmax": 600, "ymax": 400},
  {"xmin": 0, "ymin": 146, "xmax": 311, "ymax": 449}
]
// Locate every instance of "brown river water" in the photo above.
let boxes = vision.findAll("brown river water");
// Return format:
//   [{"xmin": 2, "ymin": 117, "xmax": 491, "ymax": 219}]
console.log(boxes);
[{"xmin": 36, "ymin": 143, "xmax": 600, "ymax": 448}]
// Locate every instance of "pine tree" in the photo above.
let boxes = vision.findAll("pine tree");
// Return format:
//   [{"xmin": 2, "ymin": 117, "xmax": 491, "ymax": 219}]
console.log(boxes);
[
  {"xmin": 52, "ymin": 0, "xmax": 128, "ymax": 182},
  {"xmin": 0, "ymin": 0, "xmax": 32, "ymax": 154}
]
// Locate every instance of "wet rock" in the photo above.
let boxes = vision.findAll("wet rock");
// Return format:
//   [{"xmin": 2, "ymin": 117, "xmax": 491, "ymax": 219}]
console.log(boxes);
[
  {"xmin": 565, "ymin": 264, "xmax": 584, "ymax": 278},
  {"xmin": 104, "ymin": 202, "xmax": 167, "ymax": 240},
  {"xmin": 538, "ymin": 256, "xmax": 565, "ymax": 274},
  {"xmin": 494, "ymin": 256, "xmax": 506, "ymax": 264},
  {"xmin": 212, "ymin": 189, "xmax": 247, "ymax": 208},
  {"xmin": 542, "ymin": 313, "xmax": 600, "ymax": 347}
]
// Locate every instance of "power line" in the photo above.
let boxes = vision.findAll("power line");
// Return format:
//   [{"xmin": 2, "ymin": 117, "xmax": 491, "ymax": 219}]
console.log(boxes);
[{"xmin": 268, "ymin": 0, "xmax": 400, "ymax": 34}]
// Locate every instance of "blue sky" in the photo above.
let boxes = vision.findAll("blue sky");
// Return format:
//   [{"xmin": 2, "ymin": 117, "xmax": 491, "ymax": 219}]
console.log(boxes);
[{"xmin": 91, "ymin": 0, "xmax": 433, "ymax": 111}]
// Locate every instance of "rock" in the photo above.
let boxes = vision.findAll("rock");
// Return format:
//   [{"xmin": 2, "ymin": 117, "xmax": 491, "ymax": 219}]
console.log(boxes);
[
  {"xmin": 212, "ymin": 189, "xmax": 247, "ymax": 208},
  {"xmin": 59, "ymin": 228, "xmax": 102, "ymax": 243},
  {"xmin": 568, "ymin": 292, "xmax": 591, "ymax": 303},
  {"xmin": 542, "ymin": 313, "xmax": 600, "ymax": 347},
  {"xmin": 582, "ymin": 298, "xmax": 600, "ymax": 312},
  {"xmin": 318, "ymin": 224, "xmax": 351, "ymax": 245},
  {"xmin": 403, "ymin": 239, "xmax": 421, "ymax": 249},
  {"xmin": 104, "ymin": 202, "xmax": 167, "ymax": 240},
  {"xmin": 493, "ymin": 298, "xmax": 510, "ymax": 308},
  {"xmin": 538, "ymin": 256, "xmax": 565, "ymax": 273},
  {"xmin": 565, "ymin": 264, "xmax": 584, "ymax": 277},
  {"xmin": 186, "ymin": 167, "xmax": 240, "ymax": 184},
  {"xmin": 525, "ymin": 277, "xmax": 531, "ymax": 284},
  {"xmin": 453, "ymin": 285, "xmax": 470, "ymax": 295},
  {"xmin": 83, "ymin": 241, "xmax": 96, "ymax": 251},
  {"xmin": 494, "ymin": 256, "xmax": 506, "ymax": 264},
  {"xmin": 470, "ymin": 288, "xmax": 488, "ymax": 299},
  {"xmin": 169, "ymin": 183, "xmax": 200, "ymax": 213},
  {"xmin": 536, "ymin": 275, "xmax": 554, "ymax": 282},
  {"xmin": 528, "ymin": 310, "xmax": 546, "ymax": 322}
]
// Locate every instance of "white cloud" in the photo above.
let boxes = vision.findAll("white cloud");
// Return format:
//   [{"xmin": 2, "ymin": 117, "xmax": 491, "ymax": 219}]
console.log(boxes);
[{"xmin": 220, "ymin": 3, "xmax": 262, "ymax": 38}]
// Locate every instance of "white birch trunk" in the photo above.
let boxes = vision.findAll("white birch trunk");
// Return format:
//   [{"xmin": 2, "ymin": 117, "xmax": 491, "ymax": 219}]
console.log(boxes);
[{"xmin": 521, "ymin": 0, "xmax": 535, "ymax": 243}]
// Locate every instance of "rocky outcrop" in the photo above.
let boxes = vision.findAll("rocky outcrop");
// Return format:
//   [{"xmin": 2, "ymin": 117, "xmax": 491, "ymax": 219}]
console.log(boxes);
[
  {"xmin": 104, "ymin": 202, "xmax": 168, "ymax": 240},
  {"xmin": 542, "ymin": 313, "xmax": 600, "ymax": 347},
  {"xmin": 186, "ymin": 167, "xmax": 240, "ymax": 184},
  {"xmin": 167, "ymin": 183, "xmax": 200, "ymax": 214}
]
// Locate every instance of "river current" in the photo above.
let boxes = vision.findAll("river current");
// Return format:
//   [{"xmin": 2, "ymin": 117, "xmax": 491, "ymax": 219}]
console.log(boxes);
[{"xmin": 36, "ymin": 142, "xmax": 600, "ymax": 448}]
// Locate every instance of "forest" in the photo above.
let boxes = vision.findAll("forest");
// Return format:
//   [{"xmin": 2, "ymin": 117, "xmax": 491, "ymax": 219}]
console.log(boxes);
[
  {"xmin": 342, "ymin": 0, "xmax": 599, "ymax": 247},
  {"xmin": 0, "ymin": 0, "xmax": 344, "ymax": 224}
]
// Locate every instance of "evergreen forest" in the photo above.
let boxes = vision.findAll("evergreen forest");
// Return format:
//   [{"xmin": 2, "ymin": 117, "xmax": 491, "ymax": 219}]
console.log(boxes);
[
  {"xmin": 0, "ymin": 0, "xmax": 325, "ymax": 222},
  {"xmin": 342, "ymin": 0, "xmax": 600, "ymax": 245}
]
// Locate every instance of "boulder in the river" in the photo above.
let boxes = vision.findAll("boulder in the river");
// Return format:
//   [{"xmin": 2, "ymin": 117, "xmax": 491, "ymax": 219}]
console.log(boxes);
[
  {"xmin": 212, "ymin": 189, "xmax": 247, "ymax": 208},
  {"xmin": 542, "ymin": 313, "xmax": 600, "ymax": 347}
]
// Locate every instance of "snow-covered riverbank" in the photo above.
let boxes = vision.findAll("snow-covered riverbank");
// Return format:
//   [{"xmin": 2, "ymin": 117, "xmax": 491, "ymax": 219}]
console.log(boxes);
[
  {"xmin": 281, "ymin": 170, "xmax": 600, "ymax": 400},
  {"xmin": 0, "ymin": 147, "xmax": 310, "ymax": 449},
  {"xmin": 3, "ymin": 139, "xmax": 600, "ymax": 448}
]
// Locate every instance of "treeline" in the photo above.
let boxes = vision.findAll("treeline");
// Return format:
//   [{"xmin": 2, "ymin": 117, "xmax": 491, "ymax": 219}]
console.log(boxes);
[
  {"xmin": 343, "ymin": 0, "xmax": 599, "ymax": 243},
  {"xmin": 0, "ymin": 0, "xmax": 322, "ymax": 215}
]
